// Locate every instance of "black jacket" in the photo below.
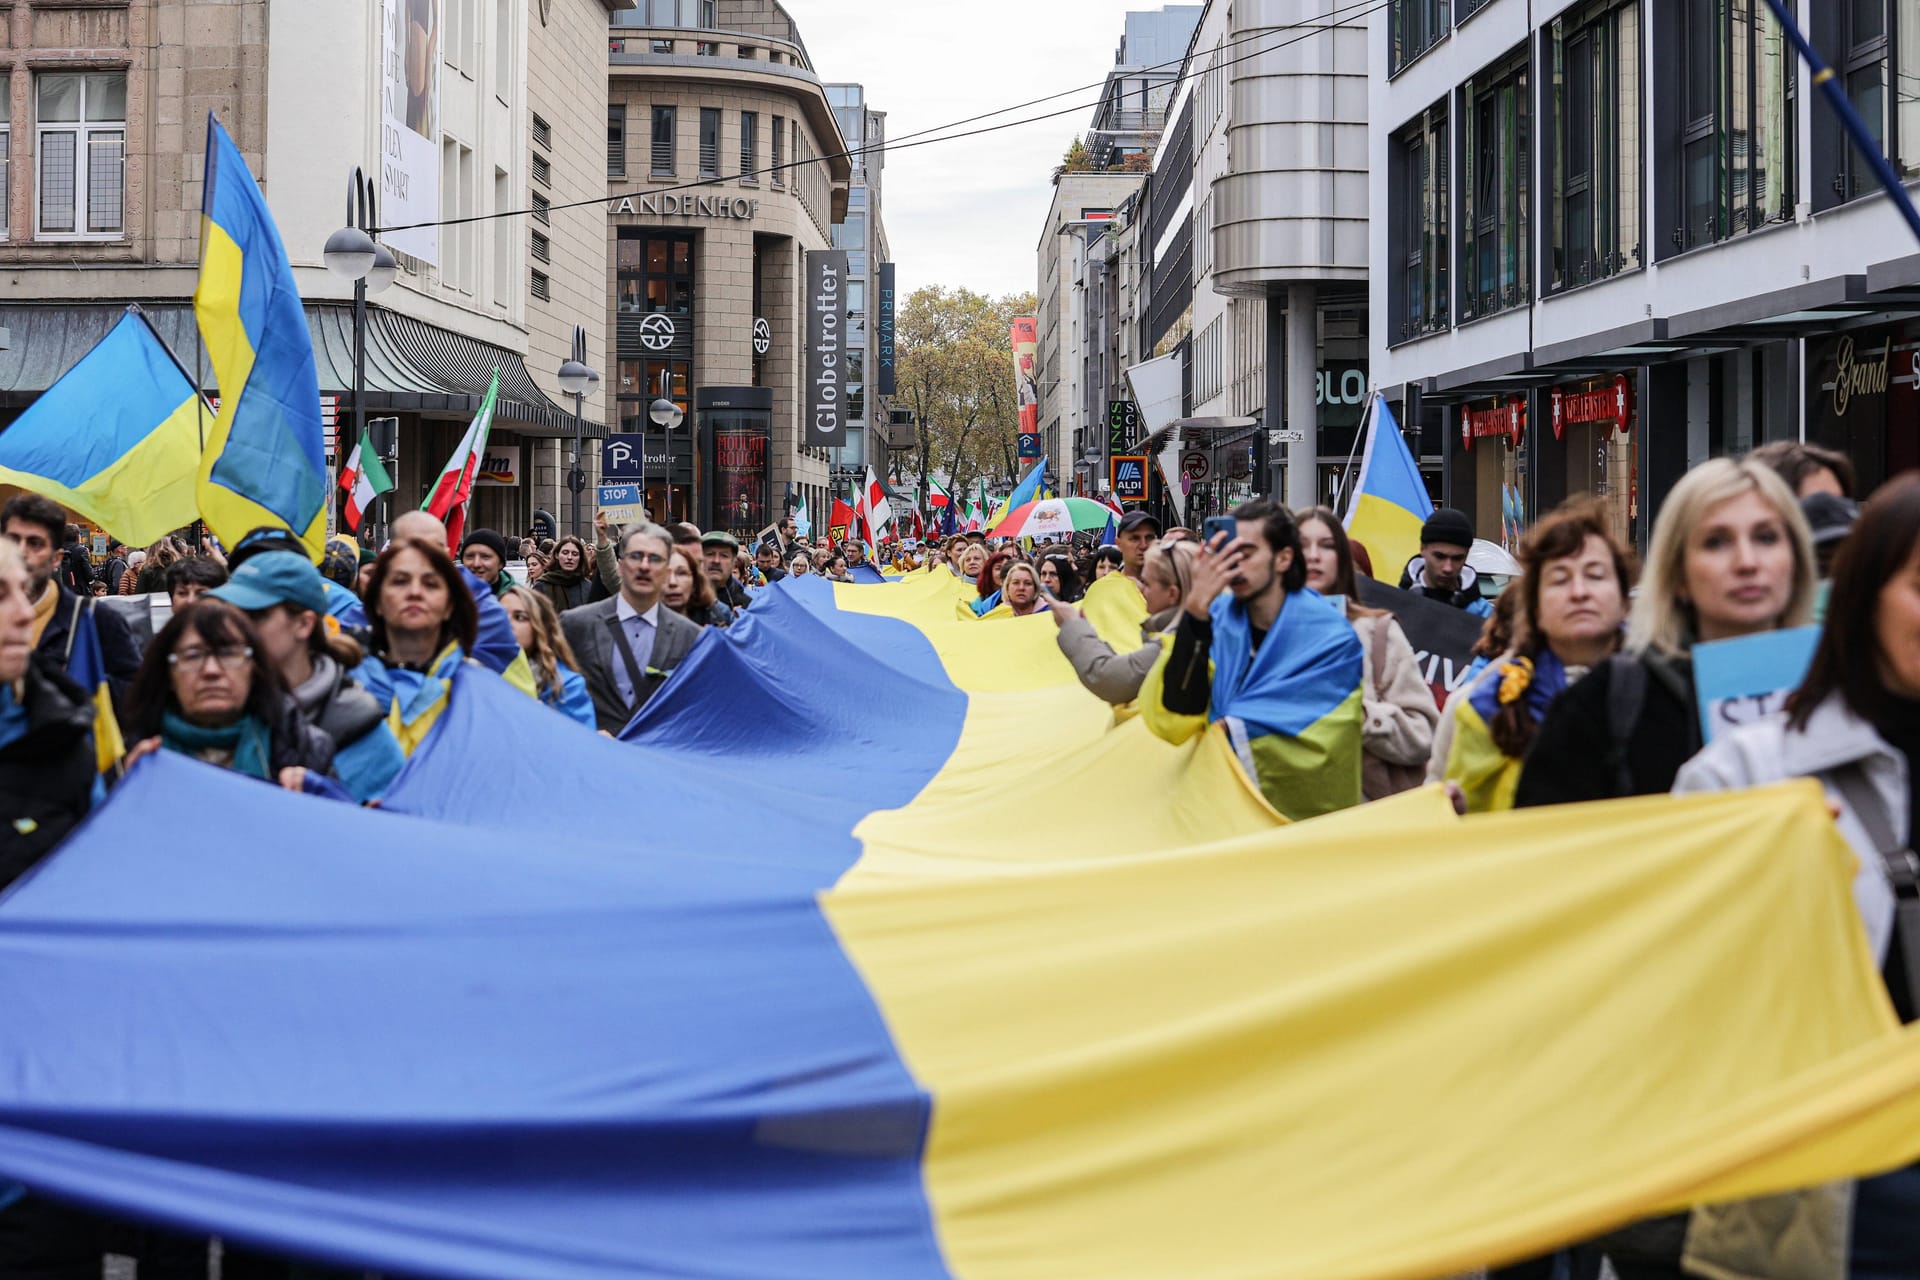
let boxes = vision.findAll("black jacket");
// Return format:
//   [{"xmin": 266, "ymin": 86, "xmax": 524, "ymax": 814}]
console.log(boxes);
[
  {"xmin": 57, "ymin": 543, "xmax": 93, "ymax": 595},
  {"xmin": 35, "ymin": 589, "xmax": 141, "ymax": 700},
  {"xmin": 0, "ymin": 656, "xmax": 99, "ymax": 894},
  {"xmin": 1513, "ymin": 650, "xmax": 1700, "ymax": 807}
]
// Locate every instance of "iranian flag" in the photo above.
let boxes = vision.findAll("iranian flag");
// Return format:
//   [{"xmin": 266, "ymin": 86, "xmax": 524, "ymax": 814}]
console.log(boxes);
[
  {"xmin": 856, "ymin": 464, "xmax": 893, "ymax": 542},
  {"xmin": 337, "ymin": 437, "xmax": 394, "ymax": 533},
  {"xmin": 422, "ymin": 369, "xmax": 500, "ymax": 552},
  {"xmin": 927, "ymin": 477, "xmax": 954, "ymax": 509}
]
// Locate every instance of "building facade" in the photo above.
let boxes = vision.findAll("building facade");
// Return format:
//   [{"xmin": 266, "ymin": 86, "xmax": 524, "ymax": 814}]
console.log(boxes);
[
  {"xmin": 825, "ymin": 81, "xmax": 893, "ymax": 496},
  {"xmin": 0, "ymin": 0, "xmax": 624, "ymax": 542},
  {"xmin": 606, "ymin": 0, "xmax": 850, "ymax": 538},
  {"xmin": 1370, "ymin": 0, "xmax": 1920, "ymax": 550}
]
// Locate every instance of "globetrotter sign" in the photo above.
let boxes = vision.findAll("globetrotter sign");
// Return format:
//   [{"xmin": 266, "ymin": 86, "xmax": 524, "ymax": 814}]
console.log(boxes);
[
  {"xmin": 606, "ymin": 194, "xmax": 761, "ymax": 220},
  {"xmin": 1461, "ymin": 397, "xmax": 1525, "ymax": 451},
  {"xmin": 804, "ymin": 249, "xmax": 849, "ymax": 448},
  {"xmin": 1550, "ymin": 374, "xmax": 1634, "ymax": 440}
]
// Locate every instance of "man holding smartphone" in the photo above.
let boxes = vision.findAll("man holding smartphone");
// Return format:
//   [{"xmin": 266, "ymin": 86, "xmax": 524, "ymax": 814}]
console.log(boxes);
[{"xmin": 1141, "ymin": 499, "xmax": 1364, "ymax": 819}]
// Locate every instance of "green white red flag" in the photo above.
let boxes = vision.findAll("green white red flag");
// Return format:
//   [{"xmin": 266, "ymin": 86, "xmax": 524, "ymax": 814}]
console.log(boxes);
[
  {"xmin": 337, "ymin": 437, "xmax": 394, "ymax": 533},
  {"xmin": 422, "ymin": 369, "xmax": 499, "ymax": 552}
]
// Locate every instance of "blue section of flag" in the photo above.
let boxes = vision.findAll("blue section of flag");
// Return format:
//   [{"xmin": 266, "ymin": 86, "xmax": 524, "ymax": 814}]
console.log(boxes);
[
  {"xmin": 1353, "ymin": 397, "xmax": 1432, "ymax": 524},
  {"xmin": 1003, "ymin": 458, "xmax": 1045, "ymax": 513}
]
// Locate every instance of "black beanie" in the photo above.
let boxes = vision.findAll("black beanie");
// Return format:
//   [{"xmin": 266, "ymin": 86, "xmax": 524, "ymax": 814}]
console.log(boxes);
[
  {"xmin": 1420, "ymin": 508, "xmax": 1475, "ymax": 549},
  {"xmin": 461, "ymin": 528, "xmax": 509, "ymax": 563}
]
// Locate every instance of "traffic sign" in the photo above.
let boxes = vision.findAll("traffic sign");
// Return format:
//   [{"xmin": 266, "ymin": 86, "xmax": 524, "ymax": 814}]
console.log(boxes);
[
  {"xmin": 602, "ymin": 434, "xmax": 646, "ymax": 480},
  {"xmin": 1017, "ymin": 432, "xmax": 1043, "ymax": 460}
]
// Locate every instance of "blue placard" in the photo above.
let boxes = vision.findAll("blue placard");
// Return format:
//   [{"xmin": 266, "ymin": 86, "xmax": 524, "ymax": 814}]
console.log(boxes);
[
  {"xmin": 597, "ymin": 483, "xmax": 643, "ymax": 523},
  {"xmin": 601, "ymin": 434, "xmax": 646, "ymax": 480},
  {"xmin": 1691, "ymin": 625, "xmax": 1822, "ymax": 742}
]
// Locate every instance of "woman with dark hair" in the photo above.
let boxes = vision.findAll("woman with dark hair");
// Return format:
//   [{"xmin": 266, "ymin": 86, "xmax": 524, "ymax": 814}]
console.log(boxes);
[
  {"xmin": 1038, "ymin": 554, "xmax": 1083, "ymax": 603},
  {"xmin": 208, "ymin": 550, "xmax": 405, "ymax": 804},
  {"xmin": 1297, "ymin": 507, "xmax": 1438, "ymax": 800},
  {"xmin": 663, "ymin": 545, "xmax": 730, "ymax": 627},
  {"xmin": 122, "ymin": 602, "xmax": 333, "ymax": 789},
  {"xmin": 353, "ymin": 538, "xmax": 481, "ymax": 757},
  {"xmin": 1674, "ymin": 472, "xmax": 1920, "ymax": 1280},
  {"xmin": 534, "ymin": 536, "xmax": 593, "ymax": 613},
  {"xmin": 1748, "ymin": 439, "xmax": 1857, "ymax": 499},
  {"xmin": 1090, "ymin": 545, "xmax": 1124, "ymax": 581},
  {"xmin": 969, "ymin": 550, "xmax": 1014, "ymax": 616},
  {"xmin": 1425, "ymin": 499, "xmax": 1634, "ymax": 812}
]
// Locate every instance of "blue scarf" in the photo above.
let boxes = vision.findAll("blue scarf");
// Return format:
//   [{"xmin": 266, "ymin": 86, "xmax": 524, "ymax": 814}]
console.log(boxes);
[
  {"xmin": 161, "ymin": 709, "xmax": 273, "ymax": 780},
  {"xmin": 355, "ymin": 644, "xmax": 466, "ymax": 731},
  {"xmin": 1207, "ymin": 588, "xmax": 1363, "ymax": 736},
  {"xmin": 1467, "ymin": 646, "xmax": 1570, "ymax": 735},
  {"xmin": 970, "ymin": 590, "xmax": 1003, "ymax": 617}
]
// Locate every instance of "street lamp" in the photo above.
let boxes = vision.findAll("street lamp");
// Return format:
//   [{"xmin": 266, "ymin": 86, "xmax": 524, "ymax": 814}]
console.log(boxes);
[
  {"xmin": 559, "ymin": 325, "xmax": 599, "ymax": 538},
  {"xmin": 645, "ymin": 377, "xmax": 683, "ymax": 522},
  {"xmin": 324, "ymin": 168, "xmax": 396, "ymax": 528}
]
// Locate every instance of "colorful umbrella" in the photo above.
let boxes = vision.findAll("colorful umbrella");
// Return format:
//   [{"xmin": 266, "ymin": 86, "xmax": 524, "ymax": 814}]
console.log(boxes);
[{"xmin": 986, "ymin": 496, "xmax": 1114, "ymax": 538}]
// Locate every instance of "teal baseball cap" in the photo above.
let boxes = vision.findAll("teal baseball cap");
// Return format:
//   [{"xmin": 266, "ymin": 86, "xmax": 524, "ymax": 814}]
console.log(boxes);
[{"xmin": 210, "ymin": 549, "xmax": 330, "ymax": 615}]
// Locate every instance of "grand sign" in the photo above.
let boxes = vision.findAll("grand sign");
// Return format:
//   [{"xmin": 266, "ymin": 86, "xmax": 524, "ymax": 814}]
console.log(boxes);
[
  {"xmin": 1550, "ymin": 374, "xmax": 1634, "ymax": 440},
  {"xmin": 1827, "ymin": 333, "xmax": 1893, "ymax": 418},
  {"xmin": 606, "ymin": 193, "xmax": 760, "ymax": 220}
]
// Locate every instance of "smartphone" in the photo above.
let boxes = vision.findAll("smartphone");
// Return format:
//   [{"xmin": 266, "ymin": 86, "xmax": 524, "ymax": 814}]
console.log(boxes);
[{"xmin": 1202, "ymin": 516, "xmax": 1236, "ymax": 547}]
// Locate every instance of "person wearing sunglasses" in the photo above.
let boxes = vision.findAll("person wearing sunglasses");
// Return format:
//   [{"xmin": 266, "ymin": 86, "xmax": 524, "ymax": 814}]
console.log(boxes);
[
  {"xmin": 560, "ymin": 522, "xmax": 702, "ymax": 735},
  {"xmin": 121, "ymin": 600, "xmax": 334, "ymax": 790}
]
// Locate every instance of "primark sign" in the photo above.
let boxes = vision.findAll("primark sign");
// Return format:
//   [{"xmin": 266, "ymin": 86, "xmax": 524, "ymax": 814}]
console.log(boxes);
[{"xmin": 606, "ymin": 193, "xmax": 760, "ymax": 220}]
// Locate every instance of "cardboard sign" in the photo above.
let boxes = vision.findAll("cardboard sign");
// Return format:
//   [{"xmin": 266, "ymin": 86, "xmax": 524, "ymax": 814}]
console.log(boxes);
[
  {"xmin": 1692, "ymin": 626, "xmax": 1822, "ymax": 743},
  {"xmin": 597, "ymin": 483, "xmax": 643, "ymax": 525}
]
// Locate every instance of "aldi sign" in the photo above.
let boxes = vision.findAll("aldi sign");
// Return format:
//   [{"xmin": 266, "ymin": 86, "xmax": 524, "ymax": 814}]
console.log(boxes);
[{"xmin": 1110, "ymin": 455, "xmax": 1149, "ymax": 501}]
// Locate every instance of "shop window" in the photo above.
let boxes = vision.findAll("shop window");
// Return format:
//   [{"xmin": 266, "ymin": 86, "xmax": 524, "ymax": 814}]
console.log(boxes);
[
  {"xmin": 699, "ymin": 108, "xmax": 721, "ymax": 178},
  {"xmin": 1390, "ymin": 0, "xmax": 1449, "ymax": 75},
  {"xmin": 1547, "ymin": 0, "xmax": 1643, "ymax": 292},
  {"xmin": 1460, "ymin": 47, "xmax": 1530, "ymax": 322},
  {"xmin": 1389, "ymin": 102, "xmax": 1449, "ymax": 342},
  {"xmin": 1658, "ymin": 0, "xmax": 1793, "ymax": 254},
  {"xmin": 34, "ymin": 72, "xmax": 124, "ymax": 239}
]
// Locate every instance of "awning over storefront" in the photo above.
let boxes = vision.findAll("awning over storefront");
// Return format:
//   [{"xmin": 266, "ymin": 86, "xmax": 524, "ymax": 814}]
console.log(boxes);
[{"xmin": 0, "ymin": 302, "xmax": 586, "ymax": 437}]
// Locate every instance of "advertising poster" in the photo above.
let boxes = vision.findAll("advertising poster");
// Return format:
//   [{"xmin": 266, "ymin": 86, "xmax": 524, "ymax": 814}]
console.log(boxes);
[
  {"xmin": 714, "ymin": 429, "xmax": 771, "ymax": 538},
  {"xmin": 1011, "ymin": 316, "xmax": 1039, "ymax": 436},
  {"xmin": 476, "ymin": 445, "xmax": 519, "ymax": 487},
  {"xmin": 381, "ymin": 0, "xmax": 441, "ymax": 264},
  {"xmin": 805, "ymin": 250, "xmax": 849, "ymax": 448}
]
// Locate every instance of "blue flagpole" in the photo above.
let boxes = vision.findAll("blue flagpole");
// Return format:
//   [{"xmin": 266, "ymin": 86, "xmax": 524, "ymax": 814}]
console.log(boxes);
[{"xmin": 1759, "ymin": 0, "xmax": 1920, "ymax": 250}]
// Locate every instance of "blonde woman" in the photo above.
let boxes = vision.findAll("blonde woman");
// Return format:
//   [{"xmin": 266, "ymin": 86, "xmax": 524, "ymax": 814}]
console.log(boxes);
[
  {"xmin": 1049, "ymin": 540, "xmax": 1196, "ymax": 705},
  {"xmin": 1516, "ymin": 458, "xmax": 1816, "ymax": 805},
  {"xmin": 502, "ymin": 585, "xmax": 595, "ymax": 727}
]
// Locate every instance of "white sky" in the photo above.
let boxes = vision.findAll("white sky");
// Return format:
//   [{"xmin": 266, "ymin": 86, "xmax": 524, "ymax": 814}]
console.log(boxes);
[{"xmin": 792, "ymin": 0, "xmax": 1153, "ymax": 301}]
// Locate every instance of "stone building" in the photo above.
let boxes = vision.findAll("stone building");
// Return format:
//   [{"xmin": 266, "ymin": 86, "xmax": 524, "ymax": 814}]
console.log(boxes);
[{"xmin": 605, "ymin": 0, "xmax": 849, "ymax": 538}]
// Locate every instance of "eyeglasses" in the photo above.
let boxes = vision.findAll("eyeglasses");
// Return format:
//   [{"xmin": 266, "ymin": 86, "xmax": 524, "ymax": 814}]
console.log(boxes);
[
  {"xmin": 168, "ymin": 644, "xmax": 253, "ymax": 671},
  {"xmin": 621, "ymin": 551, "xmax": 668, "ymax": 566}
]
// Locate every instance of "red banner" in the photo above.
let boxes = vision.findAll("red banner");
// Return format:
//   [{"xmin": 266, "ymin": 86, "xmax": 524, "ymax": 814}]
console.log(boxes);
[
  {"xmin": 1011, "ymin": 317, "xmax": 1039, "ymax": 435},
  {"xmin": 1549, "ymin": 374, "xmax": 1634, "ymax": 440}
]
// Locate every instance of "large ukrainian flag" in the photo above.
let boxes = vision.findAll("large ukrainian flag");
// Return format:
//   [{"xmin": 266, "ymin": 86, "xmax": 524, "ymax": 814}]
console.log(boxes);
[
  {"xmin": 1343, "ymin": 394, "xmax": 1434, "ymax": 579},
  {"xmin": 2, "ymin": 576, "xmax": 1920, "ymax": 1280},
  {"xmin": 0, "ymin": 310, "xmax": 203, "ymax": 546},
  {"xmin": 193, "ymin": 114, "xmax": 328, "ymax": 560}
]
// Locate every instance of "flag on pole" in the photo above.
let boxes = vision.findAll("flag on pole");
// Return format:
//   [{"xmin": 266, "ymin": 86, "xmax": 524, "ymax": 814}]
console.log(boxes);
[
  {"xmin": 927, "ymin": 477, "xmax": 954, "ymax": 510},
  {"xmin": 1342, "ymin": 395, "xmax": 1434, "ymax": 582},
  {"xmin": 65, "ymin": 602, "xmax": 126, "ymax": 776},
  {"xmin": 987, "ymin": 459, "xmax": 1044, "ymax": 530},
  {"xmin": 422, "ymin": 371, "xmax": 501, "ymax": 553},
  {"xmin": 856, "ymin": 465, "xmax": 893, "ymax": 543},
  {"xmin": 193, "ymin": 114, "xmax": 329, "ymax": 560},
  {"xmin": 0, "ymin": 310, "xmax": 205, "ymax": 546},
  {"xmin": 793, "ymin": 496, "xmax": 812, "ymax": 540},
  {"xmin": 338, "ymin": 438, "xmax": 394, "ymax": 534}
]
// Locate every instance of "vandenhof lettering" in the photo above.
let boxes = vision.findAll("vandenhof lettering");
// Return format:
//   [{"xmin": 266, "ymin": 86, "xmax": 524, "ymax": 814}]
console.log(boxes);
[
  {"xmin": 606, "ymin": 194, "xmax": 761, "ymax": 220},
  {"xmin": 1830, "ymin": 335, "xmax": 1892, "ymax": 418}
]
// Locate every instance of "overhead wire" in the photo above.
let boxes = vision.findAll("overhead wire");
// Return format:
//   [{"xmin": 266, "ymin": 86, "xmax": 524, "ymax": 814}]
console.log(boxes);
[{"xmin": 377, "ymin": 0, "xmax": 1388, "ymax": 235}]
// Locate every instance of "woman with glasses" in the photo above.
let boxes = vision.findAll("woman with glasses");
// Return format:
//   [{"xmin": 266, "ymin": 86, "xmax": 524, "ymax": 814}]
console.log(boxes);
[
  {"xmin": 353, "ymin": 538, "xmax": 481, "ymax": 757},
  {"xmin": 121, "ymin": 601, "xmax": 334, "ymax": 790}
]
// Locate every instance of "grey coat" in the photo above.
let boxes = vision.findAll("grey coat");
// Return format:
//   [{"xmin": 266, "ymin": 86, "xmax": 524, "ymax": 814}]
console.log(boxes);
[
  {"xmin": 559, "ymin": 596, "xmax": 703, "ymax": 735},
  {"xmin": 1055, "ymin": 606, "xmax": 1179, "ymax": 705}
]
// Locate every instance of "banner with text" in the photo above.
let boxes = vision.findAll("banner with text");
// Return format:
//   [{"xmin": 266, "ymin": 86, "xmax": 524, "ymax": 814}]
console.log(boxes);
[
  {"xmin": 876, "ymin": 263, "xmax": 897, "ymax": 397},
  {"xmin": 1011, "ymin": 316, "xmax": 1039, "ymax": 437},
  {"xmin": 380, "ymin": 0, "xmax": 441, "ymax": 264},
  {"xmin": 805, "ymin": 250, "xmax": 849, "ymax": 448}
]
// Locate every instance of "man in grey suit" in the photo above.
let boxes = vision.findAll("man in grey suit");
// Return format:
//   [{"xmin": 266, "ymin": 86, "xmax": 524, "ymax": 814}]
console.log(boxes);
[{"xmin": 560, "ymin": 521, "xmax": 703, "ymax": 735}]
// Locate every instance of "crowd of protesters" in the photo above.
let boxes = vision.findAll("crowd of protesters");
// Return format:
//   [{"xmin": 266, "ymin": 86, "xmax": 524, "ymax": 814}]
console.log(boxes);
[{"xmin": 0, "ymin": 432, "xmax": 1917, "ymax": 1278}]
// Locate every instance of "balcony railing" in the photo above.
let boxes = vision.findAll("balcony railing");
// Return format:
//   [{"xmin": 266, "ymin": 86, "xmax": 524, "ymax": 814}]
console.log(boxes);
[{"xmin": 608, "ymin": 27, "xmax": 811, "ymax": 71}]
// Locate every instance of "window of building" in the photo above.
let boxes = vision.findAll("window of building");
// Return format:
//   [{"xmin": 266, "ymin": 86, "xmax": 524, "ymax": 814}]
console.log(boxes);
[
  {"xmin": 0, "ymin": 128, "xmax": 9, "ymax": 239},
  {"xmin": 1547, "ymin": 0, "xmax": 1644, "ymax": 292},
  {"xmin": 847, "ymin": 185, "xmax": 866, "ymax": 209},
  {"xmin": 612, "ymin": 0, "xmax": 716, "ymax": 24},
  {"xmin": 531, "ymin": 269, "xmax": 550, "ymax": 302},
  {"xmin": 1390, "ymin": 0, "xmax": 1449, "ymax": 75},
  {"xmin": 699, "ymin": 107, "xmax": 721, "ymax": 178},
  {"xmin": 615, "ymin": 230, "xmax": 696, "ymax": 434},
  {"xmin": 533, "ymin": 113, "xmax": 551, "ymax": 150},
  {"xmin": 771, "ymin": 114, "xmax": 785, "ymax": 185},
  {"xmin": 846, "ymin": 278, "xmax": 866, "ymax": 341},
  {"xmin": 1459, "ymin": 47, "xmax": 1530, "ymax": 322},
  {"xmin": 651, "ymin": 106, "xmax": 676, "ymax": 175},
  {"xmin": 1390, "ymin": 102, "xmax": 1449, "ymax": 341},
  {"xmin": 439, "ymin": 138, "xmax": 475, "ymax": 293},
  {"xmin": 34, "ymin": 72, "xmax": 125, "ymax": 239},
  {"xmin": 493, "ymin": 168, "xmax": 510, "ymax": 308},
  {"xmin": 531, "ymin": 153, "xmax": 550, "ymax": 187},
  {"xmin": 832, "ymin": 212, "xmax": 865, "ymax": 250},
  {"xmin": 607, "ymin": 105, "xmax": 626, "ymax": 178},
  {"xmin": 740, "ymin": 110, "xmax": 758, "ymax": 182},
  {"xmin": 696, "ymin": 41, "xmax": 720, "ymax": 56},
  {"xmin": 531, "ymin": 229, "xmax": 550, "ymax": 263},
  {"xmin": 531, "ymin": 190, "xmax": 550, "ymax": 224},
  {"xmin": 847, "ymin": 351, "xmax": 865, "ymax": 422},
  {"xmin": 1660, "ymin": 0, "xmax": 1793, "ymax": 253},
  {"xmin": 494, "ymin": 0, "xmax": 511, "ymax": 96},
  {"xmin": 1816, "ymin": 1, "xmax": 1920, "ymax": 200},
  {"xmin": 616, "ymin": 231, "xmax": 694, "ymax": 315}
]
